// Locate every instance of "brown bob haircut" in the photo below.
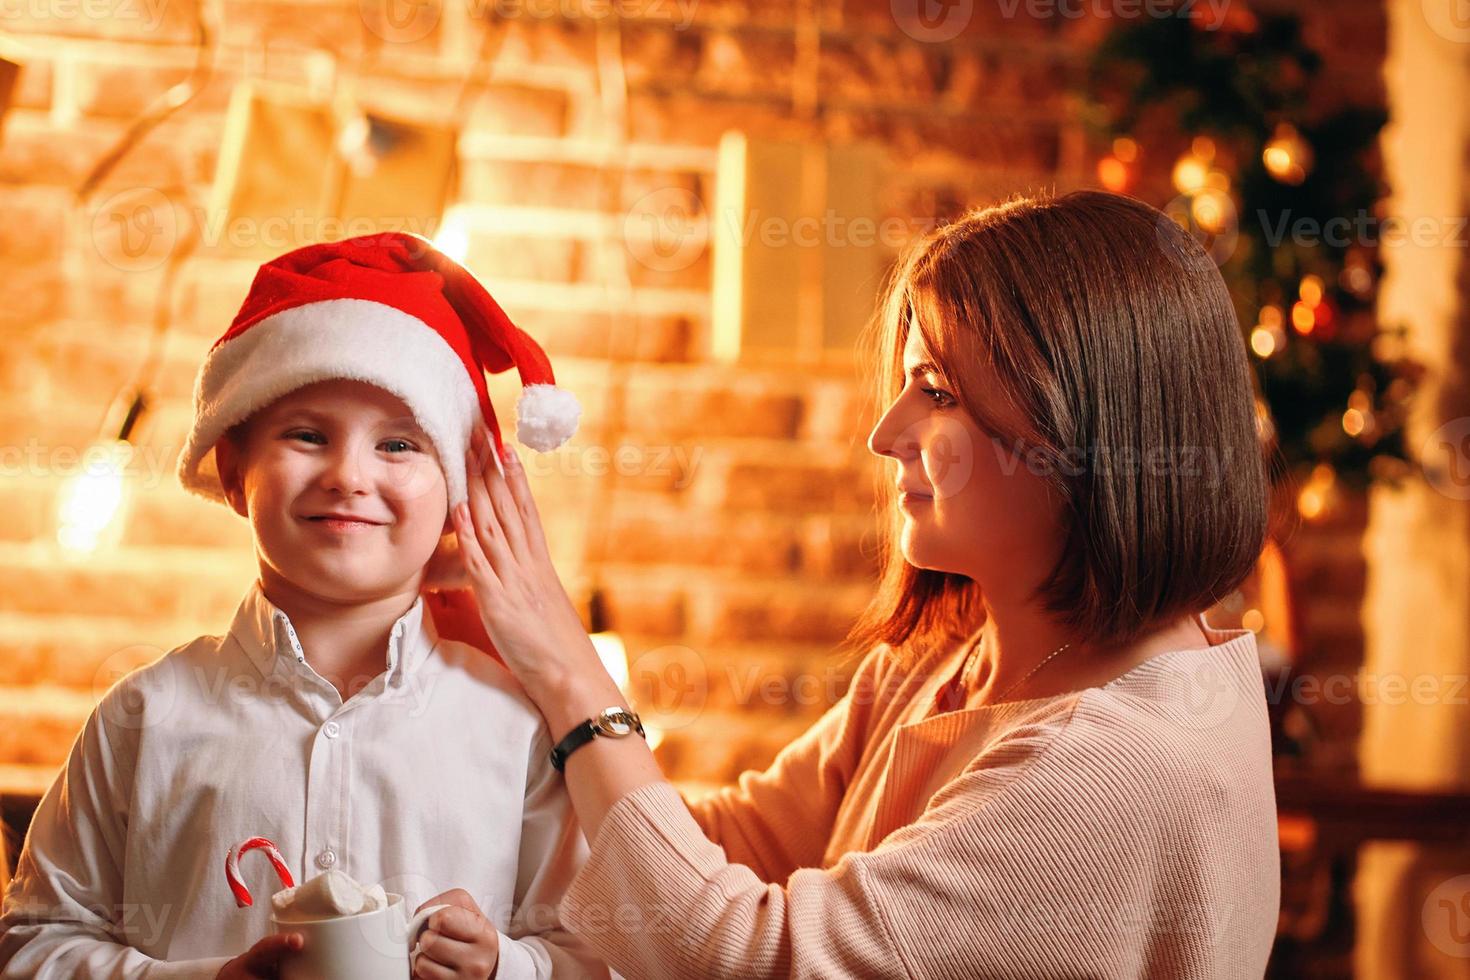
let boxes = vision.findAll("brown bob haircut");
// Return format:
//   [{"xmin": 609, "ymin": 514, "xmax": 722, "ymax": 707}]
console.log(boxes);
[{"xmin": 850, "ymin": 189, "xmax": 1268, "ymax": 661}]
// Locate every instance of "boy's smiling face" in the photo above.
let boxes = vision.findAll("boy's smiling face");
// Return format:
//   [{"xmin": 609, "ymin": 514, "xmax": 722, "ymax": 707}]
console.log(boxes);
[{"xmin": 215, "ymin": 378, "xmax": 450, "ymax": 602}]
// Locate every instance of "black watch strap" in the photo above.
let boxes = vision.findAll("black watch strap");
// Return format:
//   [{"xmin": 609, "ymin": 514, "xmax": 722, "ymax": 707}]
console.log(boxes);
[
  {"xmin": 549, "ymin": 720, "xmax": 599, "ymax": 772},
  {"xmin": 550, "ymin": 708, "xmax": 646, "ymax": 772}
]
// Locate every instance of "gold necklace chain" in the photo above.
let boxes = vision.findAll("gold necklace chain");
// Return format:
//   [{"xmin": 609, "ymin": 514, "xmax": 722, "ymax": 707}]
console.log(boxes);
[{"xmin": 964, "ymin": 638, "xmax": 1075, "ymax": 704}]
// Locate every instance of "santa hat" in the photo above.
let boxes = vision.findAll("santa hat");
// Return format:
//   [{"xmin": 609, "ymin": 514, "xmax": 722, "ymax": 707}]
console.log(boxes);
[{"xmin": 176, "ymin": 231, "xmax": 580, "ymax": 509}]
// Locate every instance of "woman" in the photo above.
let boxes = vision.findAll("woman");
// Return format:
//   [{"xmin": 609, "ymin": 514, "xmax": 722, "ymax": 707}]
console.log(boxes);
[{"xmin": 440, "ymin": 190, "xmax": 1279, "ymax": 978}]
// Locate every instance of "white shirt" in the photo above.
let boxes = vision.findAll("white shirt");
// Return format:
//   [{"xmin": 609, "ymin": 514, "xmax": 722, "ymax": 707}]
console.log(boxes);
[{"xmin": 0, "ymin": 580, "xmax": 612, "ymax": 979}]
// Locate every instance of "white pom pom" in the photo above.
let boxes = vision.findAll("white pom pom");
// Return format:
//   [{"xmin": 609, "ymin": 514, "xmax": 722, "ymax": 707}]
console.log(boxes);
[{"xmin": 516, "ymin": 383, "xmax": 581, "ymax": 451}]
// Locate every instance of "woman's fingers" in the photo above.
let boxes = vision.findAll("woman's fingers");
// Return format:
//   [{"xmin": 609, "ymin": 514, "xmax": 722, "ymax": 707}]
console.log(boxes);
[
  {"xmin": 498, "ymin": 446, "xmax": 550, "ymax": 559},
  {"xmin": 464, "ymin": 433, "xmax": 515, "ymax": 583},
  {"xmin": 451, "ymin": 502, "xmax": 499, "ymax": 592},
  {"xmin": 479, "ymin": 429, "xmax": 532, "ymax": 564}
]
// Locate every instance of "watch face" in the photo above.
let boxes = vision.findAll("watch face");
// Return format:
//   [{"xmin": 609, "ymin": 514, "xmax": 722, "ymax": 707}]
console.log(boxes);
[{"xmin": 598, "ymin": 708, "xmax": 634, "ymax": 736}]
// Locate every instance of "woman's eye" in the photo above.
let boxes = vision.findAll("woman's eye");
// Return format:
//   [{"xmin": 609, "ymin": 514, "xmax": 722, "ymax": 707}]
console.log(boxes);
[{"xmin": 920, "ymin": 386, "xmax": 956, "ymax": 408}]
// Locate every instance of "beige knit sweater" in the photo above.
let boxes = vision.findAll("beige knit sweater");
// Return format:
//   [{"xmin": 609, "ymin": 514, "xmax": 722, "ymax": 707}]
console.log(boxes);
[{"xmin": 559, "ymin": 616, "xmax": 1280, "ymax": 979}]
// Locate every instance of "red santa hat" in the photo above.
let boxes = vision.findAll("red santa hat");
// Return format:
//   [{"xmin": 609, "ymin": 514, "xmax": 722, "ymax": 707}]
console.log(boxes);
[{"xmin": 176, "ymin": 231, "xmax": 580, "ymax": 510}]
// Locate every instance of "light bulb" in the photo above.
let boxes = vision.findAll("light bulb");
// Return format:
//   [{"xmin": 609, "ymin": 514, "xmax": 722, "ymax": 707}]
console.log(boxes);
[
  {"xmin": 56, "ymin": 440, "xmax": 134, "ymax": 554},
  {"xmin": 433, "ymin": 208, "xmax": 472, "ymax": 264}
]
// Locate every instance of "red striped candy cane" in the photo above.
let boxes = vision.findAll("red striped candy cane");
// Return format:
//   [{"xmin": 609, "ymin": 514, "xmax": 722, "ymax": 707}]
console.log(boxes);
[{"xmin": 225, "ymin": 836, "xmax": 295, "ymax": 908}]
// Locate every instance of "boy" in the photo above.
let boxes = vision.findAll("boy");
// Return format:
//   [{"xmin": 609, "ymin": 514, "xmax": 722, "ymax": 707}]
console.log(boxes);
[{"xmin": 0, "ymin": 233, "xmax": 602, "ymax": 978}]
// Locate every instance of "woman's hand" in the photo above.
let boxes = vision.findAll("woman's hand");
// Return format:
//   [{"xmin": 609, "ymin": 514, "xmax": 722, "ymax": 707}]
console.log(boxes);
[
  {"xmin": 450, "ymin": 424, "xmax": 613, "ymax": 707},
  {"xmin": 454, "ymin": 424, "xmax": 668, "ymax": 841}
]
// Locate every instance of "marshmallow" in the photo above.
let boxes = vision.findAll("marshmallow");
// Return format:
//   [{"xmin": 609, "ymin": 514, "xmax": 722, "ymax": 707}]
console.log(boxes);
[{"xmin": 271, "ymin": 869, "xmax": 387, "ymax": 920}]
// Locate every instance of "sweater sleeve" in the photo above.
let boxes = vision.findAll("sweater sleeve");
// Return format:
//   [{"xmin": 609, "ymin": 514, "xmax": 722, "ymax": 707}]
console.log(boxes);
[
  {"xmin": 677, "ymin": 645, "xmax": 888, "ymax": 883},
  {"xmin": 555, "ymin": 708, "xmax": 1070, "ymax": 980},
  {"xmin": 0, "ymin": 682, "xmax": 231, "ymax": 980},
  {"xmin": 557, "ymin": 695, "xmax": 1269, "ymax": 980}
]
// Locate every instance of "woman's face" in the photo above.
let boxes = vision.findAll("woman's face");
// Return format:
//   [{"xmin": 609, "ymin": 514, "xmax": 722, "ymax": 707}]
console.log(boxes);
[
  {"xmin": 867, "ymin": 323, "xmax": 1066, "ymax": 592},
  {"xmin": 216, "ymin": 378, "xmax": 450, "ymax": 603}
]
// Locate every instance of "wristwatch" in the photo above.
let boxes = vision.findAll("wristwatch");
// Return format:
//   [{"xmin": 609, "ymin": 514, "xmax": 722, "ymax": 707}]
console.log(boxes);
[{"xmin": 550, "ymin": 706, "xmax": 646, "ymax": 772}]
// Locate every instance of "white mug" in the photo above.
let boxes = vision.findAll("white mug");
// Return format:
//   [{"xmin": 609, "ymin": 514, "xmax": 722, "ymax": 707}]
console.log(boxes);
[{"xmin": 271, "ymin": 892, "xmax": 451, "ymax": 980}]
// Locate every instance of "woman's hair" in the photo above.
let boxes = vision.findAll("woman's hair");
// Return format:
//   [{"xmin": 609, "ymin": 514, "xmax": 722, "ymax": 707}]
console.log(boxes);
[
  {"xmin": 849, "ymin": 189, "xmax": 1268, "ymax": 662},
  {"xmin": 1, "ymin": 820, "xmax": 11, "ymax": 893}
]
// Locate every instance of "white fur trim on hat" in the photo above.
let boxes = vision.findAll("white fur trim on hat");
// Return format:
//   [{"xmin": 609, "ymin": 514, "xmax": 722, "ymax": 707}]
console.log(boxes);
[
  {"xmin": 176, "ymin": 298, "xmax": 482, "ymax": 509},
  {"xmin": 516, "ymin": 384, "xmax": 581, "ymax": 452}
]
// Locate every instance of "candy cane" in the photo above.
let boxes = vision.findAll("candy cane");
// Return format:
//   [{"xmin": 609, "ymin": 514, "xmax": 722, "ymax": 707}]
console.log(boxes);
[{"xmin": 225, "ymin": 836, "xmax": 295, "ymax": 908}]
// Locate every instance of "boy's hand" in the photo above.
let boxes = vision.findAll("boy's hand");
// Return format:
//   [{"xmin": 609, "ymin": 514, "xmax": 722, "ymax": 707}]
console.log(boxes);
[
  {"xmin": 414, "ymin": 889, "xmax": 500, "ymax": 979},
  {"xmin": 216, "ymin": 931, "xmax": 303, "ymax": 979}
]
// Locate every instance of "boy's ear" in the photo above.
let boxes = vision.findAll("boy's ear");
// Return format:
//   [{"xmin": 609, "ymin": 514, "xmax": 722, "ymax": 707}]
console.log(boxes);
[{"xmin": 213, "ymin": 436, "xmax": 249, "ymax": 519}]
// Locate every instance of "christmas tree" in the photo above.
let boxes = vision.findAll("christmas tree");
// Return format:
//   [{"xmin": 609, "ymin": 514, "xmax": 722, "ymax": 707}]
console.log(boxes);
[{"xmin": 1084, "ymin": 5, "xmax": 1420, "ymax": 516}]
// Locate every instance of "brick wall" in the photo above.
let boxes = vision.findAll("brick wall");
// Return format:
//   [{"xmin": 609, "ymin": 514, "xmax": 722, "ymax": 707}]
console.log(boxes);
[
  {"xmin": 1279, "ymin": 489, "xmax": 1372, "ymax": 777},
  {"xmin": 0, "ymin": 0, "xmax": 1383, "ymax": 797}
]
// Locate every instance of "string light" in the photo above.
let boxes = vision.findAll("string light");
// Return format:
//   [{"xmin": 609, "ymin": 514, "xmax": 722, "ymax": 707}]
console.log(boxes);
[
  {"xmin": 1296, "ymin": 463, "xmax": 1338, "ymax": 521},
  {"xmin": 1291, "ymin": 301, "xmax": 1315, "ymax": 335},
  {"xmin": 1343, "ymin": 389, "xmax": 1377, "ymax": 440},
  {"xmin": 1340, "ymin": 253, "xmax": 1373, "ymax": 297},
  {"xmin": 1172, "ymin": 153, "xmax": 1209, "ymax": 195},
  {"xmin": 1250, "ymin": 327, "xmax": 1278, "ymax": 358},
  {"xmin": 1190, "ymin": 189, "xmax": 1231, "ymax": 234},
  {"xmin": 1299, "ymin": 274, "xmax": 1324, "ymax": 307},
  {"xmin": 1250, "ymin": 305, "xmax": 1286, "ymax": 358},
  {"xmin": 1098, "ymin": 155, "xmax": 1130, "ymax": 192},
  {"xmin": 1263, "ymin": 123, "xmax": 1313, "ymax": 185},
  {"xmin": 1170, "ymin": 137, "xmax": 1234, "ymax": 238}
]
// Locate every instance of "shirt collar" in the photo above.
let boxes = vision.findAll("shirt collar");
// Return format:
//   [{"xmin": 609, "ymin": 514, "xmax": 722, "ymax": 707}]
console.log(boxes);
[{"xmin": 228, "ymin": 580, "xmax": 439, "ymax": 684}]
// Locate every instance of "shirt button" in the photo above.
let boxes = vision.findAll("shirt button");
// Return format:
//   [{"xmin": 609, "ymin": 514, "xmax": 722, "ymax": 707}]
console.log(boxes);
[
  {"xmin": 323, "ymin": 722, "xmax": 341, "ymax": 739},
  {"xmin": 315, "ymin": 849, "xmax": 337, "ymax": 870}
]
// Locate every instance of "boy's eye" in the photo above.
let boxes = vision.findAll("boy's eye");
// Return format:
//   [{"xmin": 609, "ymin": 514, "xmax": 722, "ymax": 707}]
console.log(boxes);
[
  {"xmin": 380, "ymin": 438, "xmax": 418, "ymax": 454},
  {"xmin": 285, "ymin": 431, "xmax": 420, "ymax": 453}
]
